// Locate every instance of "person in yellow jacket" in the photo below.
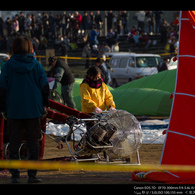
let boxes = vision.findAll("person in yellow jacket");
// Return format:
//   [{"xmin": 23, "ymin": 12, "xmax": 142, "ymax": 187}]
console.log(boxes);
[{"xmin": 80, "ymin": 66, "xmax": 116, "ymax": 114}]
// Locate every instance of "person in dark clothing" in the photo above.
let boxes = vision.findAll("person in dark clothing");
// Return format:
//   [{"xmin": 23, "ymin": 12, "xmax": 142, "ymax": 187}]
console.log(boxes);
[
  {"xmin": 159, "ymin": 19, "xmax": 169, "ymax": 44},
  {"xmin": 0, "ymin": 15, "xmax": 4, "ymax": 37},
  {"xmin": 0, "ymin": 36, "xmax": 49, "ymax": 184},
  {"xmin": 153, "ymin": 11, "xmax": 163, "ymax": 33},
  {"xmin": 105, "ymin": 11, "xmax": 114, "ymax": 31},
  {"xmin": 91, "ymin": 44, "xmax": 100, "ymax": 58},
  {"xmin": 121, "ymin": 11, "xmax": 128, "ymax": 34},
  {"xmin": 6, "ymin": 17, "xmax": 12, "ymax": 37},
  {"xmin": 59, "ymin": 41, "xmax": 68, "ymax": 56},
  {"xmin": 89, "ymin": 11, "xmax": 95, "ymax": 25},
  {"xmin": 49, "ymin": 12, "xmax": 55, "ymax": 38},
  {"xmin": 95, "ymin": 11, "xmax": 103, "ymax": 33},
  {"xmin": 82, "ymin": 42, "xmax": 91, "ymax": 68},
  {"xmin": 82, "ymin": 11, "xmax": 89, "ymax": 32},
  {"xmin": 157, "ymin": 57, "xmax": 168, "ymax": 72},
  {"xmin": 61, "ymin": 12, "xmax": 68, "ymax": 37},
  {"xmin": 18, "ymin": 12, "xmax": 25, "ymax": 35},
  {"xmin": 95, "ymin": 58, "xmax": 108, "ymax": 84},
  {"xmin": 48, "ymin": 57, "xmax": 76, "ymax": 109}
]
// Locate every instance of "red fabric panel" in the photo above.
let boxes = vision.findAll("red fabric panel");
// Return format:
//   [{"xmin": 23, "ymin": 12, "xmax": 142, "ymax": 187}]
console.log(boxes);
[
  {"xmin": 176, "ymin": 57, "xmax": 195, "ymax": 95},
  {"xmin": 161, "ymin": 11, "xmax": 195, "ymax": 168},
  {"xmin": 179, "ymin": 16, "xmax": 195, "ymax": 56},
  {"xmin": 168, "ymin": 95, "xmax": 195, "ymax": 137},
  {"xmin": 161, "ymin": 132, "xmax": 195, "ymax": 166},
  {"xmin": 181, "ymin": 10, "xmax": 189, "ymax": 18}
]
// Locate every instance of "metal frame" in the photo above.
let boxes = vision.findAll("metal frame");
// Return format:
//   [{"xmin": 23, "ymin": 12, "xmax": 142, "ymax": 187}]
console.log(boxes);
[
  {"xmin": 44, "ymin": 115, "xmax": 141, "ymax": 164},
  {"xmin": 64, "ymin": 118, "xmax": 115, "ymax": 162}
]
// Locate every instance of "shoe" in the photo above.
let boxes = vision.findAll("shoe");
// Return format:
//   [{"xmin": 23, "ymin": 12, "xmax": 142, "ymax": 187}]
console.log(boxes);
[
  {"xmin": 11, "ymin": 177, "xmax": 20, "ymax": 184},
  {"xmin": 28, "ymin": 177, "xmax": 42, "ymax": 183}
]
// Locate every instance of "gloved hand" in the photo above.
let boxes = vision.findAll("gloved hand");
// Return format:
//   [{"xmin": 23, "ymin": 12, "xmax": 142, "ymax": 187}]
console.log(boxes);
[
  {"xmin": 41, "ymin": 107, "xmax": 48, "ymax": 119},
  {"xmin": 110, "ymin": 68, "xmax": 114, "ymax": 72},
  {"xmin": 109, "ymin": 107, "xmax": 116, "ymax": 112},
  {"xmin": 94, "ymin": 107, "xmax": 102, "ymax": 114}
]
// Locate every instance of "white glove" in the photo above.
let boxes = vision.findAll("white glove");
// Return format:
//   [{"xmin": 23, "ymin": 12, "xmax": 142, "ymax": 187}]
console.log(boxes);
[
  {"xmin": 109, "ymin": 107, "xmax": 116, "ymax": 112},
  {"xmin": 94, "ymin": 107, "xmax": 102, "ymax": 114}
]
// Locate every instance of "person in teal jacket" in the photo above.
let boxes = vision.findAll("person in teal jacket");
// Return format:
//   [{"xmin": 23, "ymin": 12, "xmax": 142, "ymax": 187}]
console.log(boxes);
[
  {"xmin": 0, "ymin": 53, "xmax": 49, "ymax": 119},
  {"xmin": 0, "ymin": 36, "xmax": 49, "ymax": 184}
]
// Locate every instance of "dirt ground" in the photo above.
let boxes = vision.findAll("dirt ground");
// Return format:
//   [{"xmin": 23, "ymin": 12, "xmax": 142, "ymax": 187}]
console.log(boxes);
[{"xmin": 0, "ymin": 136, "xmax": 163, "ymax": 185}]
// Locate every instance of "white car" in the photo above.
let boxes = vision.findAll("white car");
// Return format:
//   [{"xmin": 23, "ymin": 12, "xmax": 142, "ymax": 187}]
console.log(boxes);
[
  {"xmin": 0, "ymin": 53, "xmax": 10, "ymax": 73},
  {"xmin": 109, "ymin": 52, "xmax": 161, "ymax": 87},
  {"xmin": 168, "ymin": 57, "xmax": 177, "ymax": 70}
]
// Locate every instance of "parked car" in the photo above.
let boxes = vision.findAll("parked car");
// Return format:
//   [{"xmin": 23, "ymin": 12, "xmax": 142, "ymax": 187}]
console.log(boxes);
[
  {"xmin": 0, "ymin": 53, "xmax": 10, "ymax": 73},
  {"xmin": 168, "ymin": 57, "xmax": 177, "ymax": 70},
  {"xmin": 109, "ymin": 52, "xmax": 161, "ymax": 87}
]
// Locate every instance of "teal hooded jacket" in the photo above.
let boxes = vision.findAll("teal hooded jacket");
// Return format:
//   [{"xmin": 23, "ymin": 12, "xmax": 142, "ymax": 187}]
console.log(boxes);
[{"xmin": 0, "ymin": 53, "xmax": 49, "ymax": 119}]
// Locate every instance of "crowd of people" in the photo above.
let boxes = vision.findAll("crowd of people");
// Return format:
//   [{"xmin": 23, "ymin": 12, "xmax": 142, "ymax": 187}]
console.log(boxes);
[
  {"xmin": 127, "ymin": 11, "xmax": 179, "ymax": 54},
  {"xmin": 0, "ymin": 11, "xmax": 179, "ymax": 56}
]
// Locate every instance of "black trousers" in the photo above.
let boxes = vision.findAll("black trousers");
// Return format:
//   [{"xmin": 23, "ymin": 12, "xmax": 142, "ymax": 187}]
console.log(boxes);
[{"xmin": 7, "ymin": 118, "xmax": 41, "ymax": 179}]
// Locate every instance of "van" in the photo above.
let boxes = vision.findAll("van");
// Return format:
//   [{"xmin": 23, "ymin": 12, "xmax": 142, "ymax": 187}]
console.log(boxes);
[{"xmin": 109, "ymin": 52, "xmax": 161, "ymax": 87}]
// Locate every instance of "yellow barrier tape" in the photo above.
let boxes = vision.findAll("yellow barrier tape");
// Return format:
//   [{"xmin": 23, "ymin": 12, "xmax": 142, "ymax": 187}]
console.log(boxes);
[
  {"xmin": 160, "ymin": 52, "xmax": 177, "ymax": 56},
  {"xmin": 59, "ymin": 56, "xmax": 104, "ymax": 60},
  {"xmin": 0, "ymin": 160, "xmax": 195, "ymax": 173},
  {"xmin": 35, "ymin": 52, "xmax": 177, "ymax": 60},
  {"xmin": 35, "ymin": 55, "xmax": 46, "ymax": 58},
  {"xmin": 35, "ymin": 55, "xmax": 110, "ymax": 60}
]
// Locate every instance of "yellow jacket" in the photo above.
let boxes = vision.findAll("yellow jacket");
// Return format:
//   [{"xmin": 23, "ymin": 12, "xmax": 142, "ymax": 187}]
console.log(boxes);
[{"xmin": 80, "ymin": 82, "xmax": 115, "ymax": 113}]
